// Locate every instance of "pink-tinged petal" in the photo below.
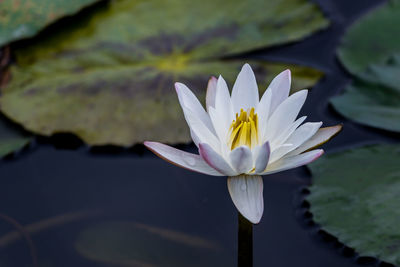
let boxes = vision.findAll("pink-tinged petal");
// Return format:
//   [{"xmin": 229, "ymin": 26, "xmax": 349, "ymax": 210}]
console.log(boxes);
[
  {"xmin": 255, "ymin": 141, "xmax": 270, "ymax": 174},
  {"xmin": 261, "ymin": 149, "xmax": 324, "ymax": 175},
  {"xmin": 175, "ymin": 82, "xmax": 215, "ymax": 134},
  {"xmin": 269, "ymin": 122, "xmax": 322, "ymax": 163},
  {"xmin": 144, "ymin": 141, "xmax": 223, "ymax": 176},
  {"xmin": 227, "ymin": 175, "xmax": 264, "ymax": 224},
  {"xmin": 265, "ymin": 90, "xmax": 308, "ymax": 141},
  {"xmin": 231, "ymin": 64, "xmax": 259, "ymax": 114},
  {"xmin": 268, "ymin": 69, "xmax": 291, "ymax": 114},
  {"xmin": 229, "ymin": 145, "xmax": 253, "ymax": 174},
  {"xmin": 206, "ymin": 76, "xmax": 218, "ymax": 111},
  {"xmin": 199, "ymin": 143, "xmax": 236, "ymax": 176},
  {"xmin": 287, "ymin": 125, "xmax": 343, "ymax": 156}
]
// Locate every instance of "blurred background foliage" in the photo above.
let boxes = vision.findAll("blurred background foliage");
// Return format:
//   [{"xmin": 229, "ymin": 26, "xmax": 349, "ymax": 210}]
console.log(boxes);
[
  {"xmin": 0, "ymin": 0, "xmax": 328, "ymax": 146},
  {"xmin": 0, "ymin": 0, "xmax": 99, "ymax": 46},
  {"xmin": 333, "ymin": 1, "xmax": 400, "ymax": 133},
  {"xmin": 308, "ymin": 144, "xmax": 400, "ymax": 266},
  {"xmin": 307, "ymin": 1, "xmax": 400, "ymax": 265}
]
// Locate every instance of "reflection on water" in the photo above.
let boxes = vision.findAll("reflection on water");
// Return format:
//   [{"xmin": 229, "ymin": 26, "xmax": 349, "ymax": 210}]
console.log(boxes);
[
  {"xmin": 0, "ymin": 144, "xmax": 364, "ymax": 266},
  {"xmin": 0, "ymin": 145, "xmax": 235, "ymax": 267},
  {"xmin": 76, "ymin": 221, "xmax": 223, "ymax": 266}
]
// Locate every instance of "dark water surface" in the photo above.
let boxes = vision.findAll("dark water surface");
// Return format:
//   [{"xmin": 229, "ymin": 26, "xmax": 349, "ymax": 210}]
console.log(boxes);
[{"xmin": 0, "ymin": 0, "xmax": 397, "ymax": 266}]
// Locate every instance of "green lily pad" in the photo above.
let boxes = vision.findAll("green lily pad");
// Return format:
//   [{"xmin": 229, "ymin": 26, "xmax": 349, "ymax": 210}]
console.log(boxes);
[
  {"xmin": 307, "ymin": 144, "xmax": 400, "ymax": 265},
  {"xmin": 0, "ymin": 118, "xmax": 30, "ymax": 157},
  {"xmin": 75, "ymin": 221, "xmax": 225, "ymax": 266},
  {"xmin": 0, "ymin": 48, "xmax": 31, "ymax": 156},
  {"xmin": 0, "ymin": 0, "xmax": 327, "ymax": 146},
  {"xmin": 331, "ymin": 55, "xmax": 400, "ymax": 132},
  {"xmin": 337, "ymin": 1, "xmax": 400, "ymax": 75},
  {"xmin": 0, "ymin": 0, "xmax": 100, "ymax": 46},
  {"xmin": 334, "ymin": 2, "xmax": 400, "ymax": 132},
  {"xmin": 0, "ymin": 137, "xmax": 30, "ymax": 157},
  {"xmin": 1, "ymin": 61, "xmax": 322, "ymax": 146}
]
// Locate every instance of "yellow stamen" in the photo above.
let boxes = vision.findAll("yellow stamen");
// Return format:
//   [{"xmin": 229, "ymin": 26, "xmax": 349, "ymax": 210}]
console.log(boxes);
[{"xmin": 228, "ymin": 108, "xmax": 259, "ymax": 150}]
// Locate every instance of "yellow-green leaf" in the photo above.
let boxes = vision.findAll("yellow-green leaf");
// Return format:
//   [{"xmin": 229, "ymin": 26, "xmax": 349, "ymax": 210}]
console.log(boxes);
[{"xmin": 1, "ymin": 0, "xmax": 327, "ymax": 146}]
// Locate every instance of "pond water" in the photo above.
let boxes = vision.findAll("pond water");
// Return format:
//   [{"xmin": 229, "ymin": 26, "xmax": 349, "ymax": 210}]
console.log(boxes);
[
  {"xmin": 0, "ymin": 143, "xmax": 379, "ymax": 267},
  {"xmin": 0, "ymin": 0, "xmax": 396, "ymax": 266}
]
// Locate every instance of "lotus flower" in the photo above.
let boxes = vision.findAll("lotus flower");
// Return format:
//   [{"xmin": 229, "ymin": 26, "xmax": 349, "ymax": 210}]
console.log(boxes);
[{"xmin": 144, "ymin": 64, "xmax": 341, "ymax": 224}]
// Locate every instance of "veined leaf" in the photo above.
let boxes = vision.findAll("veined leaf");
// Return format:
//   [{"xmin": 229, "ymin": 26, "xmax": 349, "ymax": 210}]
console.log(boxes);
[
  {"xmin": 307, "ymin": 144, "xmax": 400, "ymax": 266},
  {"xmin": 1, "ymin": 0, "xmax": 328, "ymax": 146}
]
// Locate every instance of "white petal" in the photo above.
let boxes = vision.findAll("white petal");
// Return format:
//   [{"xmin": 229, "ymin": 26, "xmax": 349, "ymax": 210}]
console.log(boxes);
[
  {"xmin": 269, "ymin": 116, "xmax": 307, "ymax": 148},
  {"xmin": 182, "ymin": 107, "xmax": 220, "ymax": 152},
  {"xmin": 265, "ymin": 90, "xmax": 308, "ymax": 141},
  {"xmin": 268, "ymin": 144, "xmax": 293, "ymax": 164},
  {"xmin": 231, "ymin": 64, "xmax": 259, "ymax": 114},
  {"xmin": 286, "ymin": 121, "xmax": 322, "ymax": 147},
  {"xmin": 261, "ymin": 149, "xmax": 324, "ymax": 175},
  {"xmin": 269, "ymin": 122, "xmax": 322, "ymax": 163},
  {"xmin": 190, "ymin": 129, "xmax": 200, "ymax": 147},
  {"xmin": 175, "ymin": 82, "xmax": 215, "ymax": 134},
  {"xmin": 255, "ymin": 141, "xmax": 271, "ymax": 174},
  {"xmin": 257, "ymin": 89, "xmax": 272, "ymax": 140},
  {"xmin": 227, "ymin": 175, "xmax": 264, "ymax": 224},
  {"xmin": 208, "ymin": 107, "xmax": 227, "ymax": 144},
  {"xmin": 287, "ymin": 125, "xmax": 343, "ymax": 156},
  {"xmin": 206, "ymin": 76, "xmax": 218, "ymax": 111},
  {"xmin": 215, "ymin": 76, "xmax": 235, "ymax": 132},
  {"xmin": 229, "ymin": 146, "xmax": 253, "ymax": 174},
  {"xmin": 268, "ymin": 69, "xmax": 291, "ymax": 114},
  {"xmin": 213, "ymin": 76, "xmax": 234, "ymax": 143},
  {"xmin": 199, "ymin": 143, "xmax": 236, "ymax": 176},
  {"xmin": 144, "ymin": 141, "xmax": 223, "ymax": 176}
]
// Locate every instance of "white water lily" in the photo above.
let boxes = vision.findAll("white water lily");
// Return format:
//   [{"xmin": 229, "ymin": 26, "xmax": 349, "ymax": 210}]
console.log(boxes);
[{"xmin": 144, "ymin": 64, "xmax": 341, "ymax": 224}]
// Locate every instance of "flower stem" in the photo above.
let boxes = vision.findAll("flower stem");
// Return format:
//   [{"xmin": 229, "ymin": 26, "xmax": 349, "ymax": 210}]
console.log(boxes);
[{"xmin": 238, "ymin": 212, "xmax": 253, "ymax": 267}]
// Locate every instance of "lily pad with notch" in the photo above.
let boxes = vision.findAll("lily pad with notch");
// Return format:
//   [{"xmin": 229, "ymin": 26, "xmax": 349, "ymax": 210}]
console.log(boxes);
[
  {"xmin": 0, "ymin": 0, "xmax": 328, "ymax": 146},
  {"xmin": 307, "ymin": 144, "xmax": 400, "ymax": 266},
  {"xmin": 0, "ymin": 115, "xmax": 30, "ymax": 158}
]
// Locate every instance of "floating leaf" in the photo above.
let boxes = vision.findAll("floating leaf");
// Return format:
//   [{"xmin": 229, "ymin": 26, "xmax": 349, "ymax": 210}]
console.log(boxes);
[
  {"xmin": 0, "ymin": 137, "xmax": 30, "ymax": 157},
  {"xmin": 1, "ymin": 62, "xmax": 322, "ymax": 146},
  {"xmin": 0, "ymin": 117, "xmax": 30, "ymax": 157},
  {"xmin": 0, "ymin": 48, "xmax": 31, "ymax": 156},
  {"xmin": 0, "ymin": 0, "xmax": 100, "ymax": 46},
  {"xmin": 337, "ymin": 1, "xmax": 400, "ymax": 75},
  {"xmin": 334, "ymin": 2, "xmax": 400, "ymax": 132},
  {"xmin": 1, "ymin": 0, "xmax": 327, "ymax": 146},
  {"xmin": 331, "ymin": 55, "xmax": 400, "ymax": 132},
  {"xmin": 307, "ymin": 144, "xmax": 400, "ymax": 266},
  {"xmin": 75, "ymin": 221, "xmax": 225, "ymax": 266}
]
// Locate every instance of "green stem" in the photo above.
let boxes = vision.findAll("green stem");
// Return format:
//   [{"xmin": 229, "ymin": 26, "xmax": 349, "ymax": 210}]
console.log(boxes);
[{"xmin": 238, "ymin": 212, "xmax": 253, "ymax": 267}]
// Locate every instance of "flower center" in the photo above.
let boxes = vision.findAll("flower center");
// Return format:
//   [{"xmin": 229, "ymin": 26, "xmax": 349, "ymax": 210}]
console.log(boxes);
[{"xmin": 228, "ymin": 107, "xmax": 259, "ymax": 150}]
